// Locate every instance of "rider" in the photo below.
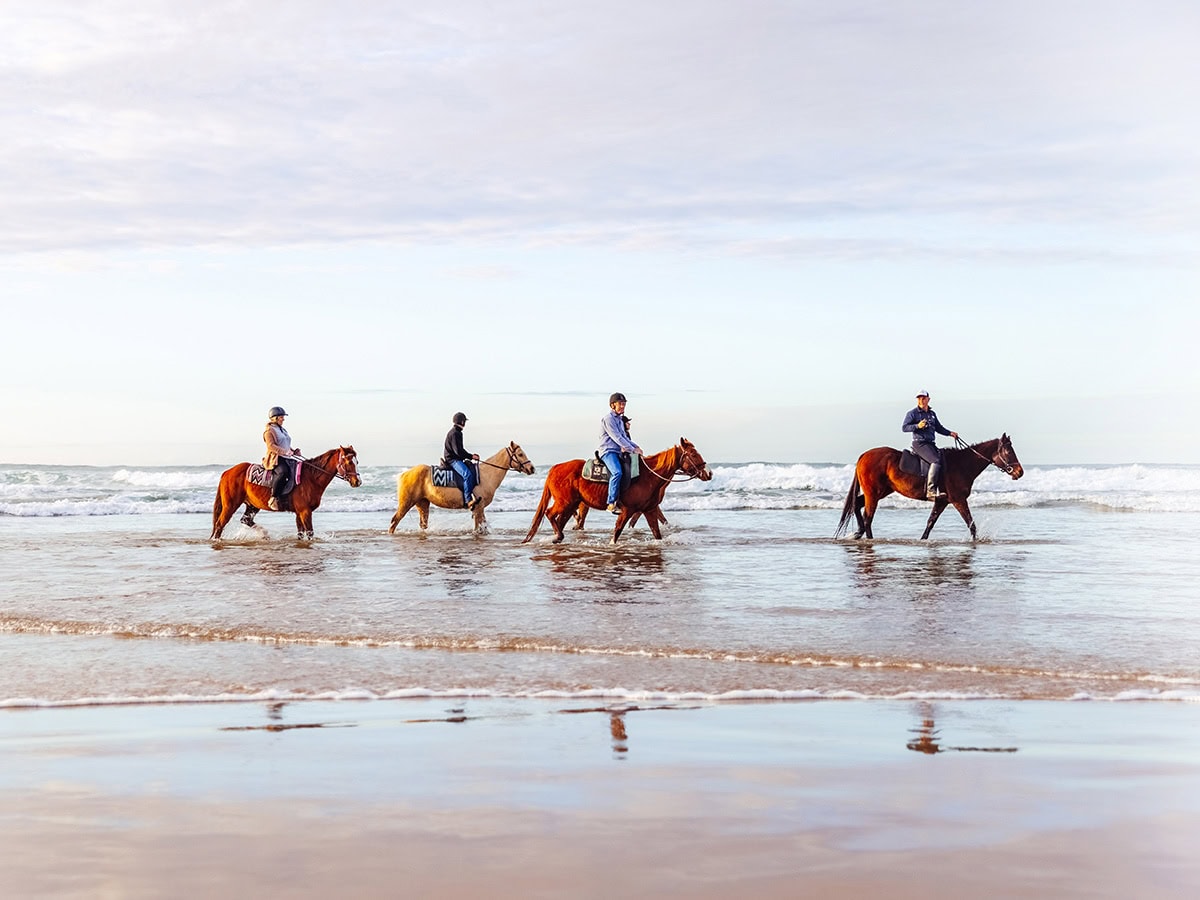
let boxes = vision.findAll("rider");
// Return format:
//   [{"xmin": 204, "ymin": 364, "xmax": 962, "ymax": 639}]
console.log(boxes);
[
  {"xmin": 902, "ymin": 390, "xmax": 958, "ymax": 499},
  {"xmin": 444, "ymin": 412, "xmax": 480, "ymax": 510},
  {"xmin": 263, "ymin": 406, "xmax": 301, "ymax": 510},
  {"xmin": 598, "ymin": 393, "xmax": 643, "ymax": 514}
]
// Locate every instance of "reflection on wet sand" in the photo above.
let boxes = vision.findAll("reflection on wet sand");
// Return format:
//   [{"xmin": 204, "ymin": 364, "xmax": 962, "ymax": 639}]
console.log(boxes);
[
  {"xmin": 906, "ymin": 702, "xmax": 1018, "ymax": 754},
  {"xmin": 843, "ymin": 544, "xmax": 978, "ymax": 600},
  {"xmin": 532, "ymin": 546, "xmax": 668, "ymax": 604},
  {"xmin": 558, "ymin": 704, "xmax": 700, "ymax": 758}
]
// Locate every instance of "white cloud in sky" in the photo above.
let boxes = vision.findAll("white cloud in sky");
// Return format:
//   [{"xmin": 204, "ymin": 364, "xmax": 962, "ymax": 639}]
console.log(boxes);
[
  {"xmin": 0, "ymin": 2, "xmax": 1197, "ymax": 465},
  {"xmin": 2, "ymin": 1, "xmax": 1198, "ymax": 257}
]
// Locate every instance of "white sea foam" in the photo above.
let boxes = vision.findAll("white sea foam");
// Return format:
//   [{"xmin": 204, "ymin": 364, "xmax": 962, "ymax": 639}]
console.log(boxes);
[{"xmin": 1, "ymin": 462, "xmax": 1197, "ymax": 516}]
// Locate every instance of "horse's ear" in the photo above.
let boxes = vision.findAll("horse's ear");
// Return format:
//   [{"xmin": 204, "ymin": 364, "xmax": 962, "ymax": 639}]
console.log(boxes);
[{"xmin": 510, "ymin": 441, "xmax": 517, "ymax": 449}]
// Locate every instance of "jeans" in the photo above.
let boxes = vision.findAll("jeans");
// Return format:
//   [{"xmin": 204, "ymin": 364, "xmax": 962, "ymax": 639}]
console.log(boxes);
[
  {"xmin": 601, "ymin": 450, "xmax": 624, "ymax": 505},
  {"xmin": 450, "ymin": 459, "xmax": 477, "ymax": 503}
]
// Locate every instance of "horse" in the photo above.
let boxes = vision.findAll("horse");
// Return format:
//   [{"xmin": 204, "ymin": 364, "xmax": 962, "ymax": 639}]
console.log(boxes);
[
  {"xmin": 211, "ymin": 446, "xmax": 361, "ymax": 540},
  {"xmin": 835, "ymin": 435, "xmax": 1023, "ymax": 541},
  {"xmin": 523, "ymin": 438, "xmax": 712, "ymax": 544},
  {"xmin": 388, "ymin": 442, "xmax": 535, "ymax": 534}
]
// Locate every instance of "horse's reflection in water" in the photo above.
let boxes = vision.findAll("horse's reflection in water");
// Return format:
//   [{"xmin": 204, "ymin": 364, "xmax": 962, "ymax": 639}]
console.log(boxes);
[
  {"xmin": 843, "ymin": 544, "xmax": 977, "ymax": 596},
  {"xmin": 531, "ymin": 545, "xmax": 667, "ymax": 603},
  {"xmin": 436, "ymin": 549, "xmax": 486, "ymax": 597},
  {"xmin": 906, "ymin": 702, "xmax": 1018, "ymax": 755}
]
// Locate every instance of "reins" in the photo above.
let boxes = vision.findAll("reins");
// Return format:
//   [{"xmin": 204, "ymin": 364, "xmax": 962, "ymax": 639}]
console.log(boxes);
[
  {"xmin": 475, "ymin": 446, "xmax": 530, "ymax": 471},
  {"xmin": 639, "ymin": 447, "xmax": 706, "ymax": 483},
  {"xmin": 292, "ymin": 450, "xmax": 356, "ymax": 482},
  {"xmin": 954, "ymin": 436, "xmax": 1015, "ymax": 476}
]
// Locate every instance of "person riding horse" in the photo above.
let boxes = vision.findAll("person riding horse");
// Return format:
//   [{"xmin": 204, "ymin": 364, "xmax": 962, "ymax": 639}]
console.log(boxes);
[
  {"xmin": 263, "ymin": 406, "xmax": 301, "ymax": 510},
  {"xmin": 902, "ymin": 390, "xmax": 958, "ymax": 499},
  {"xmin": 443, "ymin": 412, "xmax": 480, "ymax": 510},
  {"xmin": 599, "ymin": 393, "xmax": 643, "ymax": 515}
]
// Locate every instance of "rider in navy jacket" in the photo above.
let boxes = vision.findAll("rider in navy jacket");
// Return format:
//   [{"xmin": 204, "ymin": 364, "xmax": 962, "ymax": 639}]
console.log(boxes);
[{"xmin": 902, "ymin": 391, "xmax": 958, "ymax": 499}]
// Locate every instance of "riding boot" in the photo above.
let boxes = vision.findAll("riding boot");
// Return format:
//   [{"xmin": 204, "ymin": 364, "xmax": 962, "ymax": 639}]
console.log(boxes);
[{"xmin": 926, "ymin": 463, "xmax": 945, "ymax": 499}]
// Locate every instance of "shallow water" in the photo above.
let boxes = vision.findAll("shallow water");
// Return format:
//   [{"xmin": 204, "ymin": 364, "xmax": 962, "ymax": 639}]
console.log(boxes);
[{"xmin": 2, "ymin": 501, "xmax": 1198, "ymax": 705}]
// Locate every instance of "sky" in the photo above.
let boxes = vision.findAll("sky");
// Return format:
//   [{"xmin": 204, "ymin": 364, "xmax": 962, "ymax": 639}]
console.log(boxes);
[{"xmin": 1, "ymin": 1, "xmax": 1197, "ymax": 467}]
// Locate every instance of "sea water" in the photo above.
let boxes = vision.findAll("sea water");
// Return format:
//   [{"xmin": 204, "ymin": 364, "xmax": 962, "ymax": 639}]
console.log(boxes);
[{"xmin": 1, "ymin": 461, "xmax": 1198, "ymax": 705}]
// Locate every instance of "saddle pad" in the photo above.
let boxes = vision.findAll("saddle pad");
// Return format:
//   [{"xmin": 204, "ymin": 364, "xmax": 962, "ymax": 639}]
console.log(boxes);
[
  {"xmin": 581, "ymin": 458, "xmax": 610, "ymax": 482},
  {"xmin": 432, "ymin": 466, "xmax": 463, "ymax": 490},
  {"xmin": 899, "ymin": 450, "xmax": 929, "ymax": 477},
  {"xmin": 582, "ymin": 455, "xmax": 640, "ymax": 483},
  {"xmin": 246, "ymin": 461, "xmax": 301, "ymax": 492},
  {"xmin": 246, "ymin": 464, "xmax": 275, "ymax": 487}
]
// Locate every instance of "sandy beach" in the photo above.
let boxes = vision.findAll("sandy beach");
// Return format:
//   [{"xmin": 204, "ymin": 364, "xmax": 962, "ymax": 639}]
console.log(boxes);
[{"xmin": 4, "ymin": 698, "xmax": 1198, "ymax": 898}]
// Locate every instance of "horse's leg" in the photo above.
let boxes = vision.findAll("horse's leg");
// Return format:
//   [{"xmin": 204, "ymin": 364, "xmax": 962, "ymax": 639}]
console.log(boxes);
[
  {"xmin": 861, "ymin": 490, "xmax": 879, "ymax": 540},
  {"xmin": 572, "ymin": 502, "xmax": 589, "ymax": 530},
  {"xmin": 417, "ymin": 499, "xmax": 431, "ymax": 530},
  {"xmin": 610, "ymin": 509, "xmax": 631, "ymax": 544},
  {"xmin": 644, "ymin": 508, "xmax": 663, "ymax": 539},
  {"xmin": 472, "ymin": 501, "xmax": 486, "ymax": 533},
  {"xmin": 389, "ymin": 496, "xmax": 416, "ymax": 533},
  {"xmin": 853, "ymin": 492, "xmax": 867, "ymax": 539},
  {"xmin": 920, "ymin": 498, "xmax": 949, "ymax": 540},
  {"xmin": 241, "ymin": 504, "xmax": 259, "ymax": 527},
  {"xmin": 951, "ymin": 500, "xmax": 977, "ymax": 541},
  {"xmin": 211, "ymin": 485, "xmax": 239, "ymax": 539},
  {"xmin": 295, "ymin": 512, "xmax": 307, "ymax": 539},
  {"xmin": 549, "ymin": 501, "xmax": 574, "ymax": 543}
]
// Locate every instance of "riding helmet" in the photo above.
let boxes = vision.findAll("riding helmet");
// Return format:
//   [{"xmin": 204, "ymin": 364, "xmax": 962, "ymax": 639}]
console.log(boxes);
[
  {"xmin": 609, "ymin": 392, "xmax": 627, "ymax": 405},
  {"xmin": 268, "ymin": 406, "xmax": 287, "ymax": 418},
  {"xmin": 453, "ymin": 412, "xmax": 468, "ymax": 426}
]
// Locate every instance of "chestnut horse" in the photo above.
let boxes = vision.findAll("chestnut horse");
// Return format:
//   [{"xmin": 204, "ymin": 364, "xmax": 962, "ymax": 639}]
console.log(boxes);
[
  {"xmin": 387, "ymin": 442, "xmax": 535, "ymax": 534},
  {"xmin": 211, "ymin": 446, "xmax": 361, "ymax": 540},
  {"xmin": 523, "ymin": 438, "xmax": 712, "ymax": 544},
  {"xmin": 835, "ymin": 435, "xmax": 1023, "ymax": 541}
]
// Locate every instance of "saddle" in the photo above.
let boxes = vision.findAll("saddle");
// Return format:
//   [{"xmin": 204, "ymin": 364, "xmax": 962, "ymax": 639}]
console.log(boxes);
[
  {"xmin": 246, "ymin": 462, "xmax": 299, "ymax": 495},
  {"xmin": 581, "ymin": 453, "xmax": 640, "ymax": 492},
  {"xmin": 898, "ymin": 450, "xmax": 930, "ymax": 478}
]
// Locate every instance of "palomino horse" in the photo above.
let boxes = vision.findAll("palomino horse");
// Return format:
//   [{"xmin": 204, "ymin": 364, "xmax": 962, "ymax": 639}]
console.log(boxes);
[
  {"xmin": 388, "ymin": 442, "xmax": 535, "ymax": 534},
  {"xmin": 523, "ymin": 438, "xmax": 712, "ymax": 544},
  {"xmin": 211, "ymin": 446, "xmax": 361, "ymax": 540},
  {"xmin": 835, "ymin": 435, "xmax": 1023, "ymax": 541}
]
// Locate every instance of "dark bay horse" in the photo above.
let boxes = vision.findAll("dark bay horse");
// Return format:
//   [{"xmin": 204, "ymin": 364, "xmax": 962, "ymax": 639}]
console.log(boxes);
[
  {"xmin": 211, "ymin": 446, "xmax": 361, "ymax": 540},
  {"xmin": 835, "ymin": 435, "xmax": 1023, "ymax": 541},
  {"xmin": 523, "ymin": 439, "xmax": 712, "ymax": 544}
]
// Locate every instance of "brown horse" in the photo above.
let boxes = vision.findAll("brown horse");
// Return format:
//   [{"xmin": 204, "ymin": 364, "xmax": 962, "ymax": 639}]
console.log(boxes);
[
  {"xmin": 388, "ymin": 442, "xmax": 535, "ymax": 534},
  {"xmin": 523, "ymin": 439, "xmax": 712, "ymax": 544},
  {"xmin": 211, "ymin": 446, "xmax": 362, "ymax": 540},
  {"xmin": 835, "ymin": 435, "xmax": 1023, "ymax": 541}
]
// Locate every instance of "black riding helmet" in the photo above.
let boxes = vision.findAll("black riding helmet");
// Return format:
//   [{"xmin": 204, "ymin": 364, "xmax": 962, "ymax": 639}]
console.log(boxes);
[
  {"xmin": 452, "ymin": 412, "xmax": 468, "ymax": 426},
  {"xmin": 609, "ymin": 392, "xmax": 627, "ymax": 405},
  {"xmin": 268, "ymin": 406, "xmax": 287, "ymax": 418}
]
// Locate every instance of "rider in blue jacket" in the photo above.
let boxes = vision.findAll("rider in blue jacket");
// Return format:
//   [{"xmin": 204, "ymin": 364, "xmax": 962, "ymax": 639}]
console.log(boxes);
[
  {"xmin": 598, "ymin": 393, "xmax": 642, "ymax": 514},
  {"xmin": 902, "ymin": 390, "xmax": 958, "ymax": 499}
]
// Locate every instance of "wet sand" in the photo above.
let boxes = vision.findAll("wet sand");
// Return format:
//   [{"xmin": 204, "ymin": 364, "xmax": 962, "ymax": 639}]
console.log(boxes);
[{"xmin": 3, "ymin": 699, "xmax": 1198, "ymax": 898}]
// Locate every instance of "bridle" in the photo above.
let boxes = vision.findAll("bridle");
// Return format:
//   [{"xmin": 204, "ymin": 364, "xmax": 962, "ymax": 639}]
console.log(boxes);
[
  {"xmin": 477, "ymin": 445, "xmax": 533, "ymax": 474},
  {"xmin": 640, "ymin": 446, "xmax": 709, "ymax": 484},
  {"xmin": 297, "ymin": 449, "xmax": 359, "ymax": 482},
  {"xmin": 954, "ymin": 436, "xmax": 1017, "ymax": 476}
]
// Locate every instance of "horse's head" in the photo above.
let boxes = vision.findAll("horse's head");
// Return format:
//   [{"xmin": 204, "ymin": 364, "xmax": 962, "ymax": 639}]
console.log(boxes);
[
  {"xmin": 337, "ymin": 446, "xmax": 362, "ymax": 487},
  {"xmin": 993, "ymin": 434, "xmax": 1023, "ymax": 480},
  {"xmin": 678, "ymin": 438, "xmax": 713, "ymax": 481},
  {"xmin": 508, "ymin": 441, "xmax": 536, "ymax": 475}
]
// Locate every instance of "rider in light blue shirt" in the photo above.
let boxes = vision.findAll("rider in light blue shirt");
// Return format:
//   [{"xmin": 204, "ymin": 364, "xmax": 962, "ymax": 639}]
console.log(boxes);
[{"xmin": 598, "ymin": 392, "xmax": 642, "ymax": 514}]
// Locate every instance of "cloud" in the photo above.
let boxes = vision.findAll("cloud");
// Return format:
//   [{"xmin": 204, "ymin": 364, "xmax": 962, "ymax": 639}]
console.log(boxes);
[{"xmin": 1, "ymin": 1, "xmax": 1198, "ymax": 262}]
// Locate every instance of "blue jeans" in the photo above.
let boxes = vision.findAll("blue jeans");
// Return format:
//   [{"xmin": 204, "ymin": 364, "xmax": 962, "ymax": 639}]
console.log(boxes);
[
  {"xmin": 450, "ymin": 459, "xmax": 477, "ymax": 504},
  {"xmin": 601, "ymin": 450, "xmax": 623, "ymax": 505}
]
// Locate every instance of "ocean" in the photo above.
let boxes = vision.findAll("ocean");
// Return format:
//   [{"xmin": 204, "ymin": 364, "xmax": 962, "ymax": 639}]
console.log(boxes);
[{"xmin": 2, "ymin": 459, "xmax": 1199, "ymax": 707}]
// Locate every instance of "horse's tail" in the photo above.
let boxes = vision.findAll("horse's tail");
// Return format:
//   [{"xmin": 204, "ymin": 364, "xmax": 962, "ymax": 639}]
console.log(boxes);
[
  {"xmin": 834, "ymin": 471, "xmax": 860, "ymax": 538},
  {"xmin": 522, "ymin": 482, "xmax": 553, "ymax": 543}
]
